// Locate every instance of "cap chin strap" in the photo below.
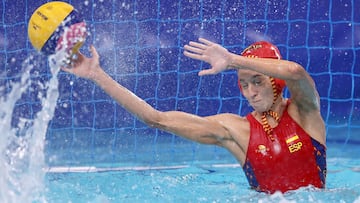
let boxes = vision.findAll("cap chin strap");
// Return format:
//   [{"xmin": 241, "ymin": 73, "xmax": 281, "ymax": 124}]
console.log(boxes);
[
  {"xmin": 240, "ymin": 55, "xmax": 283, "ymax": 140},
  {"xmin": 261, "ymin": 77, "xmax": 280, "ymax": 141}
]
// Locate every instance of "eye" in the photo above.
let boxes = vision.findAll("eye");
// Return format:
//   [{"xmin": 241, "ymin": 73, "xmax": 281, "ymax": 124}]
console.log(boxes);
[
  {"xmin": 253, "ymin": 78, "xmax": 263, "ymax": 86},
  {"xmin": 240, "ymin": 82, "xmax": 248, "ymax": 89}
]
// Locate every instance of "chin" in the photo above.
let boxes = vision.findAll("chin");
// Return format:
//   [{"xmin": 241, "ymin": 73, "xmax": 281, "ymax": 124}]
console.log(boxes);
[
  {"xmin": 255, "ymin": 109, "xmax": 267, "ymax": 113},
  {"xmin": 251, "ymin": 106, "xmax": 266, "ymax": 113},
  {"xmin": 252, "ymin": 104, "xmax": 271, "ymax": 113}
]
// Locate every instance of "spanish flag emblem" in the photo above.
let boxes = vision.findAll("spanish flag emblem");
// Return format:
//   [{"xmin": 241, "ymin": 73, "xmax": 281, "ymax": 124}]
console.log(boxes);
[{"xmin": 286, "ymin": 135, "xmax": 299, "ymax": 144}]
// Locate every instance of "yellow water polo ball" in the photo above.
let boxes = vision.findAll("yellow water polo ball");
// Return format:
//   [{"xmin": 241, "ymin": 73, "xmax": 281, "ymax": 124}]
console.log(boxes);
[{"xmin": 28, "ymin": 1, "xmax": 87, "ymax": 55}]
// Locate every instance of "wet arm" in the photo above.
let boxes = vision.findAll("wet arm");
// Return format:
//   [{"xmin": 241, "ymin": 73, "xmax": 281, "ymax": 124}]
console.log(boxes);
[
  {"xmin": 63, "ymin": 46, "xmax": 231, "ymax": 145},
  {"xmin": 92, "ymin": 68, "xmax": 231, "ymax": 145},
  {"xmin": 229, "ymin": 55, "xmax": 320, "ymax": 110},
  {"xmin": 184, "ymin": 38, "xmax": 320, "ymax": 110}
]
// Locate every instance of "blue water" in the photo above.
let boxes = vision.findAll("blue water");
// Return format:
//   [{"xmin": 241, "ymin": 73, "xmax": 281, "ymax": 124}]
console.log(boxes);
[{"xmin": 43, "ymin": 142, "xmax": 360, "ymax": 203}]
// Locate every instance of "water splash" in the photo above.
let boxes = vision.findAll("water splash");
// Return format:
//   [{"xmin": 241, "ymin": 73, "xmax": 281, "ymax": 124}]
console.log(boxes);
[{"xmin": 0, "ymin": 52, "xmax": 62, "ymax": 202}]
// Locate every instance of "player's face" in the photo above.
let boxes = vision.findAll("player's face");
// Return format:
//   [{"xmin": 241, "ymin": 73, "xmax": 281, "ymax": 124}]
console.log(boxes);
[{"xmin": 238, "ymin": 69, "xmax": 274, "ymax": 113}]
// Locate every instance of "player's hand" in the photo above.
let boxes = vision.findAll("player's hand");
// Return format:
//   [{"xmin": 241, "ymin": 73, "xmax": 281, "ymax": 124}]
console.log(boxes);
[
  {"xmin": 184, "ymin": 38, "xmax": 232, "ymax": 76},
  {"xmin": 61, "ymin": 45, "xmax": 101, "ymax": 80}
]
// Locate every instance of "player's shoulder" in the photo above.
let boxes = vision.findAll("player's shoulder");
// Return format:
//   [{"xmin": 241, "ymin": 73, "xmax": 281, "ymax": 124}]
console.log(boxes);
[
  {"xmin": 209, "ymin": 113, "xmax": 250, "ymax": 133},
  {"xmin": 211, "ymin": 112, "xmax": 248, "ymax": 122}
]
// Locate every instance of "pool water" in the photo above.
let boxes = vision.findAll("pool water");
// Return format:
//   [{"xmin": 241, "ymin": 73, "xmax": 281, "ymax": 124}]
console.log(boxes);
[{"xmin": 44, "ymin": 142, "xmax": 360, "ymax": 203}]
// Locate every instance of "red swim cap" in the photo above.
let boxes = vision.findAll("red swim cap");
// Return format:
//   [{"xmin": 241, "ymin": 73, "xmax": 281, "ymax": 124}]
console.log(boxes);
[
  {"xmin": 238, "ymin": 41, "xmax": 286, "ymax": 98},
  {"xmin": 241, "ymin": 41, "xmax": 282, "ymax": 59}
]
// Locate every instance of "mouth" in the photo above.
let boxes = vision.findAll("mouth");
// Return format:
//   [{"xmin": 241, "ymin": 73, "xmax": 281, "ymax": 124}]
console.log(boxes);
[
  {"xmin": 249, "ymin": 100, "xmax": 264, "ymax": 109},
  {"xmin": 251, "ymin": 100, "xmax": 261, "ymax": 104}
]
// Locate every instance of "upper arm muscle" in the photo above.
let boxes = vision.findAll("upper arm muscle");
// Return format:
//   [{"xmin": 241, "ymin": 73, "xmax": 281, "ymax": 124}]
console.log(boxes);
[{"xmin": 154, "ymin": 111, "xmax": 233, "ymax": 145}]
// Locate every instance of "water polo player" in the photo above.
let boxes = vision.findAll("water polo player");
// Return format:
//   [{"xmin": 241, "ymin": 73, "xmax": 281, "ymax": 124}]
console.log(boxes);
[{"xmin": 62, "ymin": 38, "xmax": 326, "ymax": 194}]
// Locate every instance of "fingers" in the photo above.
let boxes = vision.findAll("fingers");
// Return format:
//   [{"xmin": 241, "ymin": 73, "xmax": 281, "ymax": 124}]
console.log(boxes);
[
  {"xmin": 90, "ymin": 45, "xmax": 99, "ymax": 60},
  {"xmin": 183, "ymin": 38, "xmax": 213, "ymax": 59},
  {"xmin": 184, "ymin": 38, "xmax": 217, "ymax": 56},
  {"xmin": 187, "ymin": 38, "xmax": 214, "ymax": 48},
  {"xmin": 60, "ymin": 66, "xmax": 73, "ymax": 74},
  {"xmin": 188, "ymin": 41, "xmax": 208, "ymax": 50},
  {"xmin": 60, "ymin": 45, "xmax": 97, "ymax": 71},
  {"xmin": 198, "ymin": 68, "xmax": 217, "ymax": 76},
  {"xmin": 184, "ymin": 44, "xmax": 204, "ymax": 54},
  {"xmin": 183, "ymin": 50, "xmax": 204, "ymax": 60},
  {"xmin": 198, "ymin": 38, "xmax": 214, "ymax": 45}
]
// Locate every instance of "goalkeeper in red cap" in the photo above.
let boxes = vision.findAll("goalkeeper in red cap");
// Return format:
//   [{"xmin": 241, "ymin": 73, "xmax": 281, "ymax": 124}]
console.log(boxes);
[{"xmin": 62, "ymin": 38, "xmax": 326, "ymax": 194}]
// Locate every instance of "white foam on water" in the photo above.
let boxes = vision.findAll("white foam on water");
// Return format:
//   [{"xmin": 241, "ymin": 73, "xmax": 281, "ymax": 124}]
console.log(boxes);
[{"xmin": 0, "ymin": 50, "xmax": 65, "ymax": 202}]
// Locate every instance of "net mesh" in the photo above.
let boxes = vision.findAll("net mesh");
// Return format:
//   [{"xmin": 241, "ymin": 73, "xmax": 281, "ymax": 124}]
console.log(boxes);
[{"xmin": 0, "ymin": 0, "xmax": 358, "ymax": 167}]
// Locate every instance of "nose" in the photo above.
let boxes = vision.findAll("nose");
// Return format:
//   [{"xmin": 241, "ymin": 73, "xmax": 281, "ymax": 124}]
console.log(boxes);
[{"xmin": 247, "ymin": 84, "xmax": 258, "ymax": 99}]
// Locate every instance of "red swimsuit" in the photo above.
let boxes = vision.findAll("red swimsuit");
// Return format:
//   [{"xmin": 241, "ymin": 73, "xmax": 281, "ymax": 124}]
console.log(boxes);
[{"xmin": 243, "ymin": 103, "xmax": 326, "ymax": 193}]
